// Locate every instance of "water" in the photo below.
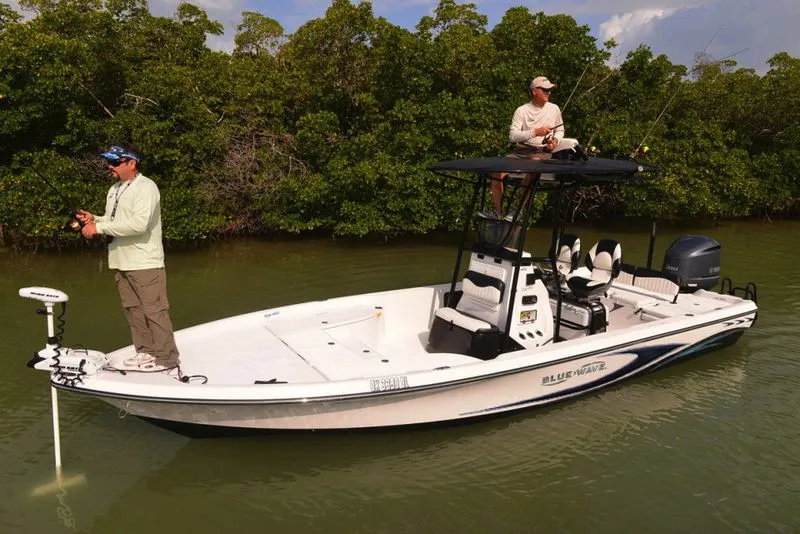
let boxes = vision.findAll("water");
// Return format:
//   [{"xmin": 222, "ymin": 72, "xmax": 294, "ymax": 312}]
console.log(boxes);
[{"xmin": 1, "ymin": 221, "xmax": 799, "ymax": 533}]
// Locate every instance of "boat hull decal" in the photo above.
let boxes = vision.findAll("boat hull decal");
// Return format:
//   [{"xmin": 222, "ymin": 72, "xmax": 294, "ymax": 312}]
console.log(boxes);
[{"xmin": 461, "ymin": 328, "xmax": 747, "ymax": 416}]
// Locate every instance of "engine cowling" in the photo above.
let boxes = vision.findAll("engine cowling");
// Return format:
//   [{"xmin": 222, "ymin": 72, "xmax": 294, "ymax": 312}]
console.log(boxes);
[{"xmin": 662, "ymin": 234, "xmax": 721, "ymax": 291}]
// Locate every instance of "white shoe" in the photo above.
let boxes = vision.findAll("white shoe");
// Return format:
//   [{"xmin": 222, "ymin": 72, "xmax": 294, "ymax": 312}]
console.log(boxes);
[{"xmin": 124, "ymin": 353, "xmax": 156, "ymax": 367}]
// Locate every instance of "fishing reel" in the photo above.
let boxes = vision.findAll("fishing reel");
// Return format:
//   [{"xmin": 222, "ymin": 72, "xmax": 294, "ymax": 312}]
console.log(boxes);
[{"xmin": 64, "ymin": 211, "xmax": 84, "ymax": 233}]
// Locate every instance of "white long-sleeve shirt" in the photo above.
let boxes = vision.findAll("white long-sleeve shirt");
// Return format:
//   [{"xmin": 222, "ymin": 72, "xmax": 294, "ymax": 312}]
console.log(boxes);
[
  {"xmin": 508, "ymin": 101, "xmax": 564, "ymax": 147},
  {"xmin": 94, "ymin": 173, "xmax": 165, "ymax": 271}
]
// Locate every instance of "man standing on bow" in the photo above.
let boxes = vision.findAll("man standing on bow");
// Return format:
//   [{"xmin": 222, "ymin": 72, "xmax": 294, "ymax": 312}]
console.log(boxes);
[
  {"xmin": 77, "ymin": 144, "xmax": 180, "ymax": 372},
  {"xmin": 487, "ymin": 75, "xmax": 565, "ymax": 217}
]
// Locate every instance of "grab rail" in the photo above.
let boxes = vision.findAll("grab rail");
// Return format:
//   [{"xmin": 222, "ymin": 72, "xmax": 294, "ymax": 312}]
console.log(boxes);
[{"xmin": 720, "ymin": 277, "xmax": 758, "ymax": 304}]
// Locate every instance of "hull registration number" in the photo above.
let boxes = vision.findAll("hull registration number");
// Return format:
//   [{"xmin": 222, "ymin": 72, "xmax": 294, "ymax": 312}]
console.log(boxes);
[{"xmin": 369, "ymin": 375, "xmax": 409, "ymax": 392}]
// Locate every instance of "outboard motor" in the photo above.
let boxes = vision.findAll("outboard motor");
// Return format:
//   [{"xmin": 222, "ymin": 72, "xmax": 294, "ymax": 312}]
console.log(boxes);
[{"xmin": 662, "ymin": 235, "xmax": 721, "ymax": 291}]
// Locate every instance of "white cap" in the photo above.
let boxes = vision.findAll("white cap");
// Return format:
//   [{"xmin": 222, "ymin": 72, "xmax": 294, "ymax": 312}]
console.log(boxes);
[{"xmin": 531, "ymin": 76, "xmax": 556, "ymax": 90}]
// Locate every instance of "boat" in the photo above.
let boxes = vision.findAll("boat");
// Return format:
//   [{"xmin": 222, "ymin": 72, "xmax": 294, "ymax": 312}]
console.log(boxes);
[{"xmin": 18, "ymin": 139, "xmax": 759, "ymax": 434}]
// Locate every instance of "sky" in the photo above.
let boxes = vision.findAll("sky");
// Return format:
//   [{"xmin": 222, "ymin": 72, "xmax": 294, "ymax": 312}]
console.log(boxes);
[{"xmin": 8, "ymin": 0, "xmax": 800, "ymax": 73}]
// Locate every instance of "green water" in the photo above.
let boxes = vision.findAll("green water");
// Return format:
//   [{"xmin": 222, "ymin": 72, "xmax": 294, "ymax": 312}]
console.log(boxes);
[{"xmin": 1, "ymin": 221, "xmax": 798, "ymax": 533}]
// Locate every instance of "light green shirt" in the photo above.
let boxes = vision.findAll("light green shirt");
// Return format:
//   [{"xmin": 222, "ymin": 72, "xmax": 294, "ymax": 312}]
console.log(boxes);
[{"xmin": 94, "ymin": 173, "xmax": 165, "ymax": 271}]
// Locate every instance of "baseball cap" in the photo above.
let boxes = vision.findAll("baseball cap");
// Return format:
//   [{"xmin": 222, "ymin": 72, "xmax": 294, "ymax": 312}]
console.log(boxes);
[
  {"xmin": 100, "ymin": 145, "xmax": 139, "ymax": 162},
  {"xmin": 531, "ymin": 76, "xmax": 556, "ymax": 90}
]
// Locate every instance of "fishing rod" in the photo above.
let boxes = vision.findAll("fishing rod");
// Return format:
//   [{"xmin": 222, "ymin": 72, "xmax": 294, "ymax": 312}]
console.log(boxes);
[
  {"xmin": 560, "ymin": 63, "xmax": 590, "ymax": 115},
  {"xmin": 628, "ymin": 26, "xmax": 747, "ymax": 159},
  {"xmin": 27, "ymin": 166, "xmax": 86, "ymax": 233},
  {"xmin": 555, "ymin": 61, "xmax": 621, "ymax": 155},
  {"xmin": 629, "ymin": 47, "xmax": 749, "ymax": 158}
]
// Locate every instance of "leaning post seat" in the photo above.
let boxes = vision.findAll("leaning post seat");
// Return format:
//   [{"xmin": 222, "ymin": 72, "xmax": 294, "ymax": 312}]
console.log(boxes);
[
  {"xmin": 428, "ymin": 265, "xmax": 509, "ymax": 360},
  {"xmin": 566, "ymin": 239, "xmax": 622, "ymax": 299}
]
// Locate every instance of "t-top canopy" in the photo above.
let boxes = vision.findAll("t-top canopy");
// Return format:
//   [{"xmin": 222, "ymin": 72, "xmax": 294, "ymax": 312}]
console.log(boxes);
[{"xmin": 429, "ymin": 156, "xmax": 656, "ymax": 183}]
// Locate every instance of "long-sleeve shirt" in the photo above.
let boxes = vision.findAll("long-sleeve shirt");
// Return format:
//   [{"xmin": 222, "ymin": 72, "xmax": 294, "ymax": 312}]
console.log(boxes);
[
  {"xmin": 94, "ymin": 173, "xmax": 165, "ymax": 271},
  {"xmin": 508, "ymin": 101, "xmax": 564, "ymax": 147}
]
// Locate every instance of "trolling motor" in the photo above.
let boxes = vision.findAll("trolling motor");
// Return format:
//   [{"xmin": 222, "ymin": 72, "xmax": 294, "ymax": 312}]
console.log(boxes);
[
  {"xmin": 18, "ymin": 287, "xmax": 109, "ymax": 472},
  {"xmin": 19, "ymin": 287, "xmax": 108, "ymax": 379}
]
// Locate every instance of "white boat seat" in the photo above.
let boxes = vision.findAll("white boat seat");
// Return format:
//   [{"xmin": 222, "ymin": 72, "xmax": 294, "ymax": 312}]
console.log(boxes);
[
  {"xmin": 567, "ymin": 239, "xmax": 622, "ymax": 299},
  {"xmin": 434, "ymin": 306, "xmax": 492, "ymax": 332},
  {"xmin": 552, "ymin": 234, "xmax": 580, "ymax": 275},
  {"xmin": 617, "ymin": 263, "xmax": 636, "ymax": 286},
  {"xmin": 428, "ymin": 256, "xmax": 513, "ymax": 359},
  {"xmin": 460, "ymin": 269, "xmax": 505, "ymax": 306},
  {"xmin": 631, "ymin": 266, "xmax": 680, "ymax": 302},
  {"xmin": 432, "ymin": 269, "xmax": 507, "ymax": 330}
]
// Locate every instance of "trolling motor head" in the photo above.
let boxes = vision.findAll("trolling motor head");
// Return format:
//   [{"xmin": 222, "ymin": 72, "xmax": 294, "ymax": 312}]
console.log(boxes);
[
  {"xmin": 19, "ymin": 287, "xmax": 108, "ymax": 378},
  {"xmin": 19, "ymin": 287, "xmax": 69, "ymax": 304},
  {"xmin": 19, "ymin": 287, "xmax": 69, "ymax": 361}
]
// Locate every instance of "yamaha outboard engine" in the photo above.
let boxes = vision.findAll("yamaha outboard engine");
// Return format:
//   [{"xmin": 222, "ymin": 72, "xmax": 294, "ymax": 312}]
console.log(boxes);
[{"xmin": 662, "ymin": 235, "xmax": 721, "ymax": 291}]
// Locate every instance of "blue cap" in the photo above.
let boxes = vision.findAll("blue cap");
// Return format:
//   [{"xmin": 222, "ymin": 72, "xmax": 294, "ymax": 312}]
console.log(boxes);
[{"xmin": 100, "ymin": 145, "xmax": 139, "ymax": 162}]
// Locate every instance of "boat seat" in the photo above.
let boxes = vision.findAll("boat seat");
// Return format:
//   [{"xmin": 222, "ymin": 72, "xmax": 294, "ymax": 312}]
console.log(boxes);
[
  {"xmin": 566, "ymin": 239, "xmax": 622, "ymax": 299},
  {"xmin": 617, "ymin": 263, "xmax": 636, "ymax": 286},
  {"xmin": 453, "ymin": 269, "xmax": 506, "ymax": 324},
  {"xmin": 552, "ymin": 234, "xmax": 580, "ymax": 276},
  {"xmin": 429, "ymin": 269, "xmax": 507, "ymax": 359},
  {"xmin": 434, "ymin": 306, "xmax": 492, "ymax": 332},
  {"xmin": 632, "ymin": 266, "xmax": 680, "ymax": 303}
]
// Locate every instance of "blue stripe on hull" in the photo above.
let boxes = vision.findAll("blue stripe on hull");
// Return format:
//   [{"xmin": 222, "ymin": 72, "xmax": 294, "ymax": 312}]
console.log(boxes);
[{"xmin": 465, "ymin": 328, "xmax": 747, "ymax": 416}]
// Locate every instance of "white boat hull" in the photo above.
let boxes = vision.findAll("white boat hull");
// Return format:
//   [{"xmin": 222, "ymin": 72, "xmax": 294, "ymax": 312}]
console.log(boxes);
[{"xmin": 53, "ymin": 292, "xmax": 753, "ymax": 432}]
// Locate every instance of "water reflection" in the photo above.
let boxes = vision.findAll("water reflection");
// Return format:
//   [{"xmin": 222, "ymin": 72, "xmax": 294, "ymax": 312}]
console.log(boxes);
[{"xmin": 83, "ymin": 351, "xmax": 747, "ymax": 533}]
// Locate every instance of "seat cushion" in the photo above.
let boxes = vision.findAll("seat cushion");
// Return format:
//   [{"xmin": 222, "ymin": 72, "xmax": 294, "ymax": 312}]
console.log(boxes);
[
  {"xmin": 434, "ymin": 306, "xmax": 492, "ymax": 332},
  {"xmin": 617, "ymin": 263, "xmax": 636, "ymax": 286},
  {"xmin": 566, "ymin": 275, "xmax": 610, "ymax": 298},
  {"xmin": 461, "ymin": 270, "xmax": 505, "ymax": 305},
  {"xmin": 633, "ymin": 266, "xmax": 680, "ymax": 301}
]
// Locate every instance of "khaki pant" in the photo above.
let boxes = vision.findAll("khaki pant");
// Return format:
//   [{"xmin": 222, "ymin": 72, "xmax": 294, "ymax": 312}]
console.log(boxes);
[{"xmin": 115, "ymin": 268, "xmax": 180, "ymax": 366}]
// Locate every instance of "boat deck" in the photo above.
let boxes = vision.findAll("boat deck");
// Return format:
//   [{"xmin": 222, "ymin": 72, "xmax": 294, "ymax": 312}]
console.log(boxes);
[
  {"xmin": 94, "ymin": 281, "xmax": 748, "ymax": 390},
  {"xmin": 101, "ymin": 287, "xmax": 477, "ymax": 387}
]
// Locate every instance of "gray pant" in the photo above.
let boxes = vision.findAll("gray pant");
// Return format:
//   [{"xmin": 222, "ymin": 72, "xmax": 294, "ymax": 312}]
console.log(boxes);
[{"xmin": 115, "ymin": 268, "xmax": 180, "ymax": 366}]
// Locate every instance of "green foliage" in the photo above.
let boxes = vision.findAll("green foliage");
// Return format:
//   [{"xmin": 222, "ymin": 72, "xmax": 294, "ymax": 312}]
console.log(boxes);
[
  {"xmin": 0, "ymin": 0, "xmax": 798, "ymax": 249},
  {"xmin": 234, "ymin": 12, "xmax": 283, "ymax": 56}
]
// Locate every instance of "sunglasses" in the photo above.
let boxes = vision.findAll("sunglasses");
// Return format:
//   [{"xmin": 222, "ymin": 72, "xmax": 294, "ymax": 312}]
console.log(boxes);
[
  {"xmin": 535, "ymin": 87, "xmax": 553, "ymax": 94},
  {"xmin": 107, "ymin": 158, "xmax": 130, "ymax": 167}
]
